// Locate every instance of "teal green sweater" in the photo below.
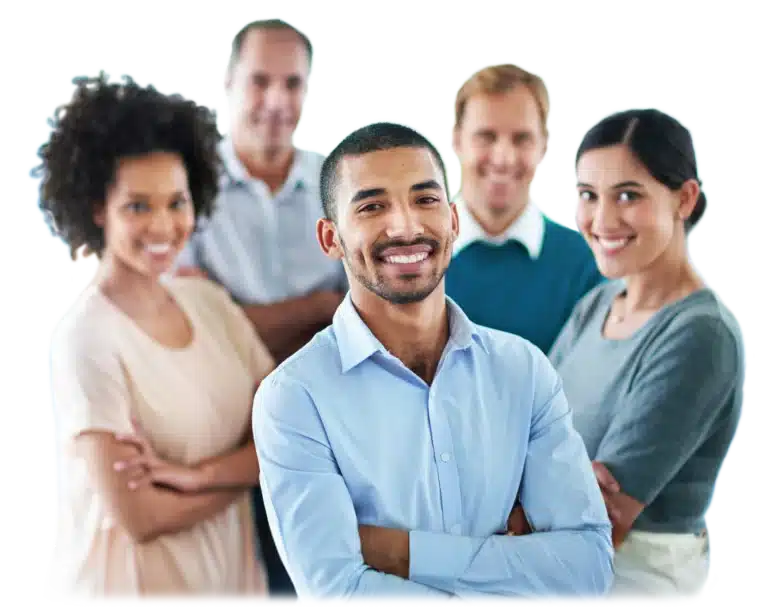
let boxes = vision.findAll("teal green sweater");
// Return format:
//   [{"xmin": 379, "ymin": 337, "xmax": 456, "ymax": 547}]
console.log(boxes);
[{"xmin": 446, "ymin": 217, "xmax": 603, "ymax": 354}]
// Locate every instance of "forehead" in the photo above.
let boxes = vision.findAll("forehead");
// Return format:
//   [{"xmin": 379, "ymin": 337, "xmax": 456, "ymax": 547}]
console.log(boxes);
[
  {"xmin": 462, "ymin": 88, "xmax": 542, "ymax": 132},
  {"xmin": 236, "ymin": 28, "xmax": 309, "ymax": 75},
  {"xmin": 577, "ymin": 145, "xmax": 652, "ymax": 186},
  {"xmin": 110, "ymin": 152, "xmax": 189, "ymax": 196},
  {"xmin": 336, "ymin": 147, "xmax": 445, "ymax": 198}
]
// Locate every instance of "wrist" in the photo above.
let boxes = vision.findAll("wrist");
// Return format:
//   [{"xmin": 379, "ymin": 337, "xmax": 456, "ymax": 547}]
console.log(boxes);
[{"xmin": 195, "ymin": 462, "xmax": 216, "ymax": 491}]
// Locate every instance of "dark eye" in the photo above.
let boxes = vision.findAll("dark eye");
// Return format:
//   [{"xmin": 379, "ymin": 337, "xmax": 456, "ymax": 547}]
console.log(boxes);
[
  {"xmin": 170, "ymin": 198, "xmax": 189, "ymax": 210},
  {"xmin": 286, "ymin": 76, "xmax": 303, "ymax": 91},
  {"xmin": 513, "ymin": 132, "xmax": 533, "ymax": 146},
  {"xmin": 474, "ymin": 131, "xmax": 496, "ymax": 144},
  {"xmin": 618, "ymin": 191, "xmax": 641, "ymax": 203},
  {"xmin": 252, "ymin": 74, "xmax": 269, "ymax": 88},
  {"xmin": 126, "ymin": 201, "xmax": 149, "ymax": 213},
  {"xmin": 417, "ymin": 196, "xmax": 440, "ymax": 205},
  {"xmin": 358, "ymin": 202, "xmax": 383, "ymax": 214},
  {"xmin": 578, "ymin": 190, "xmax": 596, "ymax": 202}
]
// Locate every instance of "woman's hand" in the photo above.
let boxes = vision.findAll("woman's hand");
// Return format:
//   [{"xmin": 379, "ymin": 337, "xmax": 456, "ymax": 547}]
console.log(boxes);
[{"xmin": 113, "ymin": 418, "xmax": 206, "ymax": 493}]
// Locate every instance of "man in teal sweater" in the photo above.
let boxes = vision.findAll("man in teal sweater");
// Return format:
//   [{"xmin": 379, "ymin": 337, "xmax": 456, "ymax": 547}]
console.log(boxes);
[{"xmin": 446, "ymin": 64, "xmax": 602, "ymax": 354}]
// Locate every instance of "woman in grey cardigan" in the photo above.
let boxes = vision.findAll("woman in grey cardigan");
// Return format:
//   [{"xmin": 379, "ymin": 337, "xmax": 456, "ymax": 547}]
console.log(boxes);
[{"xmin": 549, "ymin": 109, "xmax": 744, "ymax": 595}]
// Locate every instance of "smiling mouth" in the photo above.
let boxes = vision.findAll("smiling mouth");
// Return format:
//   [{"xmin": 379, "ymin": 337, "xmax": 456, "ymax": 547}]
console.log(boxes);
[
  {"xmin": 594, "ymin": 235, "xmax": 635, "ymax": 253},
  {"xmin": 383, "ymin": 252, "xmax": 430, "ymax": 264},
  {"xmin": 145, "ymin": 243, "xmax": 172, "ymax": 255}
]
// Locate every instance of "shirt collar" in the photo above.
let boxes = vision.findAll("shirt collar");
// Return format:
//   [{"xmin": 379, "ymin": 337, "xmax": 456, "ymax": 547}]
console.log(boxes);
[
  {"xmin": 333, "ymin": 293, "xmax": 488, "ymax": 373},
  {"xmin": 452, "ymin": 192, "xmax": 545, "ymax": 259},
  {"xmin": 218, "ymin": 136, "xmax": 313, "ymax": 194}
]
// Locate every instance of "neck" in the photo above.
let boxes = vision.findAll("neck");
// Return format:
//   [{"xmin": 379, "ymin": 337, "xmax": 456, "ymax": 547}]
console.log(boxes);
[
  {"xmin": 231, "ymin": 133, "xmax": 295, "ymax": 193},
  {"xmin": 95, "ymin": 254, "xmax": 170, "ymax": 313},
  {"xmin": 460, "ymin": 182, "xmax": 529, "ymax": 236},
  {"xmin": 622, "ymin": 231, "xmax": 703, "ymax": 312},
  {"xmin": 351, "ymin": 286, "xmax": 450, "ymax": 384}
]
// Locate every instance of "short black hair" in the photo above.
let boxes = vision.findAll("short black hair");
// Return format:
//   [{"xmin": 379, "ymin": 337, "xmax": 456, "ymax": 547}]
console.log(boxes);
[
  {"xmin": 320, "ymin": 122, "xmax": 450, "ymax": 222},
  {"xmin": 32, "ymin": 72, "xmax": 222, "ymax": 259},
  {"xmin": 576, "ymin": 109, "xmax": 706, "ymax": 232},
  {"xmin": 228, "ymin": 19, "xmax": 313, "ymax": 73}
]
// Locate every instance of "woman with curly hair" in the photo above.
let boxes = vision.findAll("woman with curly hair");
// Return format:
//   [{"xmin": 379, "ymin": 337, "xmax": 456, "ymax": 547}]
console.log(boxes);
[{"xmin": 34, "ymin": 73, "xmax": 272, "ymax": 594}]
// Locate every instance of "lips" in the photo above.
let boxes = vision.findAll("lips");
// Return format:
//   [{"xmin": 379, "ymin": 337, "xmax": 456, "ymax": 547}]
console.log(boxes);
[
  {"xmin": 373, "ymin": 240, "xmax": 439, "ymax": 273},
  {"xmin": 145, "ymin": 243, "xmax": 172, "ymax": 255},
  {"xmin": 594, "ymin": 235, "xmax": 635, "ymax": 255}
]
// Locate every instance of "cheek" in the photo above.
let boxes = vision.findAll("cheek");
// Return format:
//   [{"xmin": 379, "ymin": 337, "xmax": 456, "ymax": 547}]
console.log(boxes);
[
  {"xmin": 108, "ymin": 214, "xmax": 141, "ymax": 242},
  {"xmin": 520, "ymin": 147, "xmax": 543, "ymax": 171},
  {"xmin": 180, "ymin": 210, "xmax": 195, "ymax": 234},
  {"xmin": 575, "ymin": 203, "xmax": 592, "ymax": 233},
  {"xmin": 458, "ymin": 143, "xmax": 487, "ymax": 168},
  {"xmin": 630, "ymin": 205, "xmax": 672, "ymax": 239}
]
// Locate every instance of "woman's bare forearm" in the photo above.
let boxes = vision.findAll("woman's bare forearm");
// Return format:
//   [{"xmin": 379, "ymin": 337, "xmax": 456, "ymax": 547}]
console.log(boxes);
[{"xmin": 196, "ymin": 439, "xmax": 260, "ymax": 490}]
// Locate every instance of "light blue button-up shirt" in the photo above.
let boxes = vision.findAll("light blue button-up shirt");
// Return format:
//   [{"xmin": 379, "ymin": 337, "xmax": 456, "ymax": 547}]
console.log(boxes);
[
  {"xmin": 252, "ymin": 294, "xmax": 614, "ymax": 597},
  {"xmin": 176, "ymin": 138, "xmax": 346, "ymax": 304}
]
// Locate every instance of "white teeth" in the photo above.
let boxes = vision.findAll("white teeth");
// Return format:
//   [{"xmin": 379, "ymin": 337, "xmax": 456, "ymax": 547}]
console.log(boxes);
[
  {"xmin": 146, "ymin": 243, "xmax": 171, "ymax": 254},
  {"xmin": 385, "ymin": 252, "xmax": 429, "ymax": 264},
  {"xmin": 599, "ymin": 238, "xmax": 630, "ymax": 250}
]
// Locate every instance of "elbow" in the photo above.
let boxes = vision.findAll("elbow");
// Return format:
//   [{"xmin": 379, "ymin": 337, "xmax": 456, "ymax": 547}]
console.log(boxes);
[{"xmin": 580, "ymin": 527, "xmax": 615, "ymax": 596}]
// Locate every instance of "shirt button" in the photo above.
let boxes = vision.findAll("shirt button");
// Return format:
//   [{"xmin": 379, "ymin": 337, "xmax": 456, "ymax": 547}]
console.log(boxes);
[
  {"xmin": 450, "ymin": 524, "xmax": 462, "ymax": 535},
  {"xmin": 440, "ymin": 452, "xmax": 451, "ymax": 462}
]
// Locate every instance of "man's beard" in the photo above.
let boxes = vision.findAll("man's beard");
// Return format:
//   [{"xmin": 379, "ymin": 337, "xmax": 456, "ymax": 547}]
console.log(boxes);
[{"xmin": 341, "ymin": 236, "xmax": 449, "ymax": 305}]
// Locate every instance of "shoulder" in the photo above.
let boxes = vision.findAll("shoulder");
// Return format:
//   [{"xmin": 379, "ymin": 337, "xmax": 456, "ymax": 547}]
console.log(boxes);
[
  {"xmin": 253, "ymin": 329, "xmax": 340, "ymax": 428},
  {"xmin": 51, "ymin": 286, "xmax": 114, "ymax": 357},
  {"xmin": 566, "ymin": 280, "xmax": 620, "ymax": 329},
  {"xmin": 297, "ymin": 148, "xmax": 326, "ymax": 170},
  {"xmin": 297, "ymin": 148, "xmax": 326, "ymax": 186},
  {"xmin": 167, "ymin": 275, "xmax": 233, "ymax": 309},
  {"xmin": 49, "ymin": 288, "xmax": 126, "ymax": 386},
  {"xmin": 542, "ymin": 216, "xmax": 598, "ymax": 272},
  {"xmin": 543, "ymin": 216, "xmax": 589, "ymax": 251},
  {"xmin": 649, "ymin": 290, "xmax": 743, "ymax": 368},
  {"xmin": 263, "ymin": 327, "xmax": 340, "ymax": 391},
  {"xmin": 472, "ymin": 323, "xmax": 554, "ymax": 381}
]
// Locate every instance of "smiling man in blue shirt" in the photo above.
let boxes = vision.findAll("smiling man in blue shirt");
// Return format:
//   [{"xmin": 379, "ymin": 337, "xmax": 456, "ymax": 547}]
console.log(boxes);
[{"xmin": 252, "ymin": 122, "xmax": 614, "ymax": 597}]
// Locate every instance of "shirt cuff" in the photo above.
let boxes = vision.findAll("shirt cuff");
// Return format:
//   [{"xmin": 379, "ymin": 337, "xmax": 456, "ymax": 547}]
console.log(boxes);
[{"xmin": 408, "ymin": 529, "xmax": 475, "ymax": 589}]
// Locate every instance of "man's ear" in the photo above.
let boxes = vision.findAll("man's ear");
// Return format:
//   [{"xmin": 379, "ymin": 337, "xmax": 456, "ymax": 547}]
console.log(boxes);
[{"xmin": 317, "ymin": 217, "xmax": 343, "ymax": 260}]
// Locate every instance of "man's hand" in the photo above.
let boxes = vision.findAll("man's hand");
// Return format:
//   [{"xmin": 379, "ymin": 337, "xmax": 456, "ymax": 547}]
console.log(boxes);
[
  {"xmin": 505, "ymin": 501, "xmax": 532, "ymax": 536},
  {"xmin": 175, "ymin": 266, "xmax": 209, "ymax": 279},
  {"xmin": 358, "ymin": 524, "xmax": 410, "ymax": 579}
]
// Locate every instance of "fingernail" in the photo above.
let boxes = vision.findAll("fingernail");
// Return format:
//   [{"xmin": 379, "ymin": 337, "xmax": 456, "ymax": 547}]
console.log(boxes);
[
  {"xmin": 128, "ymin": 481, "xmax": 137, "ymax": 490},
  {"xmin": 114, "ymin": 462, "xmax": 124, "ymax": 471}
]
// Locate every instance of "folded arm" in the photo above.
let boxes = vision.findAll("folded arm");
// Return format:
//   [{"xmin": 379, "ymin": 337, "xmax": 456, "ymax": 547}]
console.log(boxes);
[
  {"xmin": 398, "ymin": 378, "xmax": 613, "ymax": 597},
  {"xmin": 252, "ymin": 376, "xmax": 451, "ymax": 597},
  {"xmin": 75, "ymin": 432, "xmax": 242, "ymax": 544},
  {"xmin": 594, "ymin": 316, "xmax": 741, "ymax": 546}
]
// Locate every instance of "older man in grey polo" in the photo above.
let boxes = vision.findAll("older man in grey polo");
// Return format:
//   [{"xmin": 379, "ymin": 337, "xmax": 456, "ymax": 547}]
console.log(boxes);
[{"xmin": 175, "ymin": 19, "xmax": 345, "ymax": 596}]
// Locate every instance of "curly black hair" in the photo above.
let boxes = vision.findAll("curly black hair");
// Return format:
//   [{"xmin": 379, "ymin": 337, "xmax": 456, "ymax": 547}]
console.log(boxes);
[{"xmin": 32, "ymin": 72, "xmax": 222, "ymax": 259}]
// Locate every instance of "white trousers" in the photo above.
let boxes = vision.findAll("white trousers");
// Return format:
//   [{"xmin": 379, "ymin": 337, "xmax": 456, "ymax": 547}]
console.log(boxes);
[{"xmin": 611, "ymin": 530, "xmax": 710, "ymax": 596}]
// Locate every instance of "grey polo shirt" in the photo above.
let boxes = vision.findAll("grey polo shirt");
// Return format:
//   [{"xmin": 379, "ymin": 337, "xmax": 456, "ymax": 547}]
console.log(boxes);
[{"xmin": 176, "ymin": 138, "xmax": 346, "ymax": 304}]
